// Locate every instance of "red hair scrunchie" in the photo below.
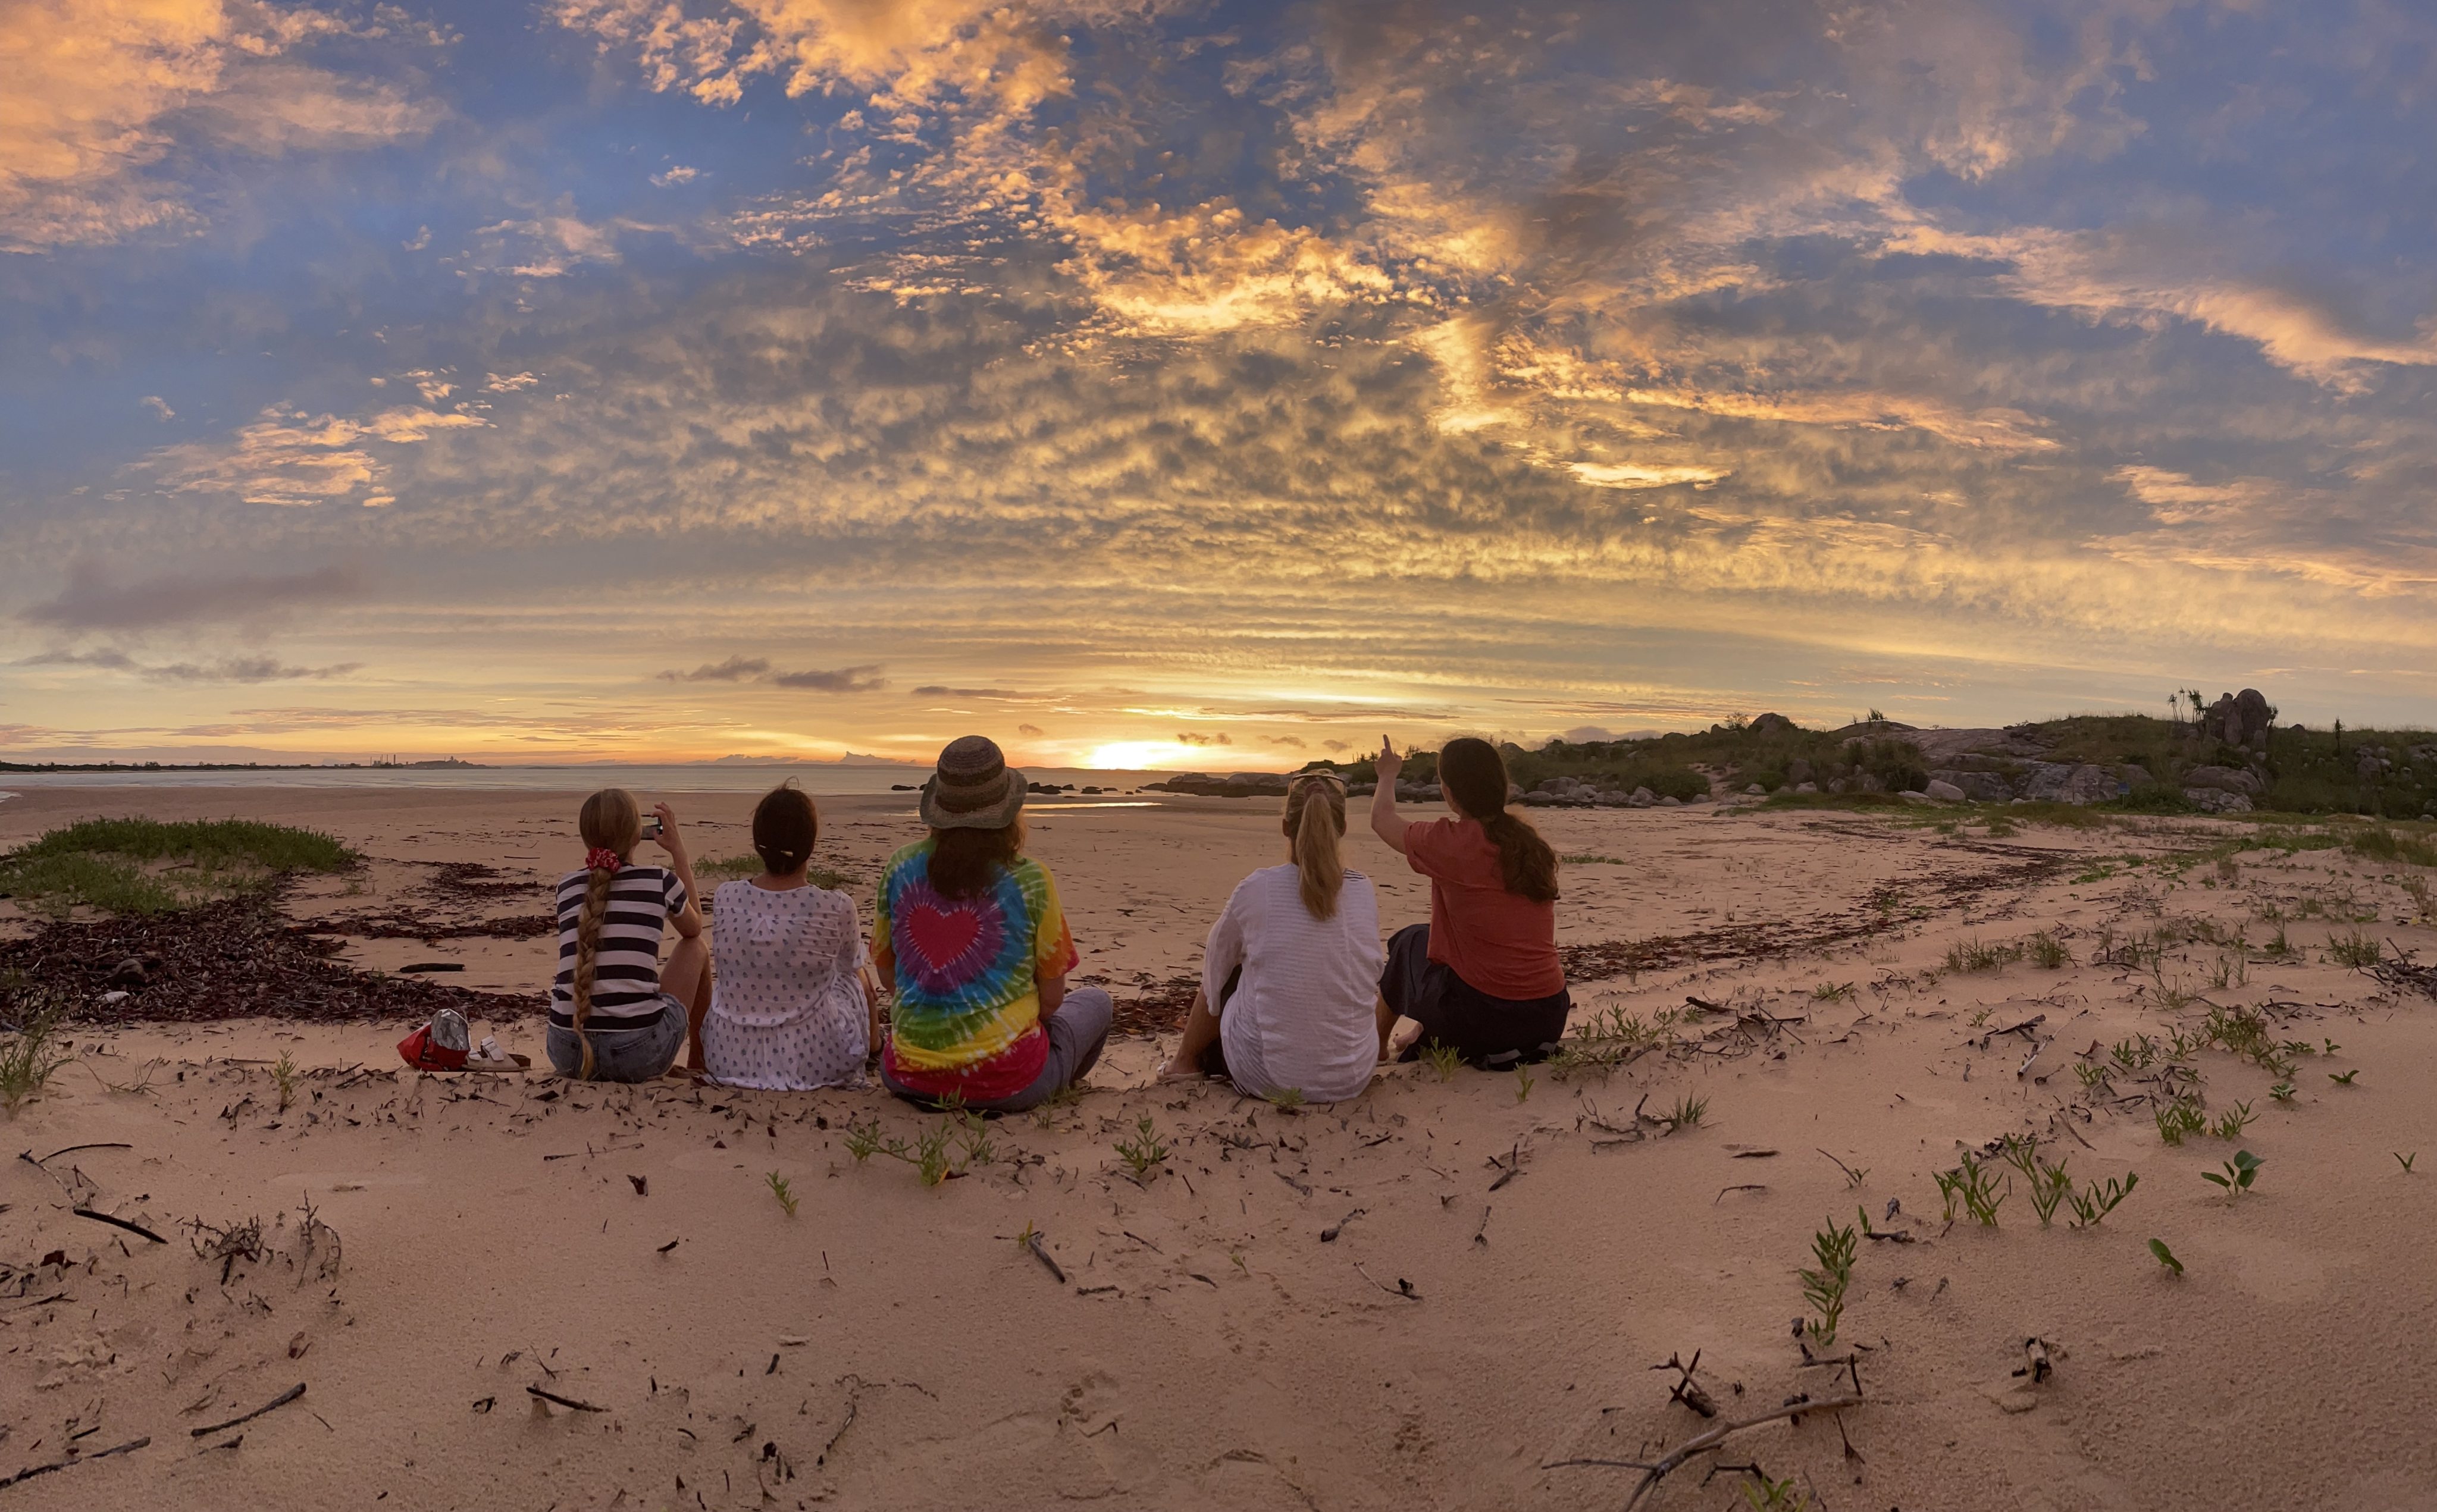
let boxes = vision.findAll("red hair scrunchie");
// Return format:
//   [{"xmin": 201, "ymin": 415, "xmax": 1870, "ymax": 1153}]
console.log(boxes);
[{"xmin": 584, "ymin": 847, "xmax": 624, "ymax": 873}]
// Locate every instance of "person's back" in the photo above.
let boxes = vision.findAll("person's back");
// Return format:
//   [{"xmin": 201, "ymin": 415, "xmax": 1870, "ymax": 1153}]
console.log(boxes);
[
  {"xmin": 1213, "ymin": 862, "xmax": 1382, "ymax": 1103},
  {"xmin": 1163, "ymin": 771, "xmax": 1390, "ymax": 1101},
  {"xmin": 702, "ymin": 782, "xmax": 871, "ymax": 1090}
]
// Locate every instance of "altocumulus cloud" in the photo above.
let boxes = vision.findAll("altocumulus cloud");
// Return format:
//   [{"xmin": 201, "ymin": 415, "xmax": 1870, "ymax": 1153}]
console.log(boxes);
[{"xmin": 23, "ymin": 564, "xmax": 364, "ymax": 631}]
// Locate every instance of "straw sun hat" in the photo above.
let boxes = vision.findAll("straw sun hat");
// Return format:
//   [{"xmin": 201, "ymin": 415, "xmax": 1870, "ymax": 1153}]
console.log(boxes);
[{"xmin": 917, "ymin": 735, "xmax": 1027, "ymax": 830}]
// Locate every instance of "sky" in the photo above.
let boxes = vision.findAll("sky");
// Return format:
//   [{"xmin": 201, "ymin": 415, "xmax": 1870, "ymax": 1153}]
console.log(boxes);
[{"xmin": 3, "ymin": 0, "xmax": 2435, "ymax": 768}]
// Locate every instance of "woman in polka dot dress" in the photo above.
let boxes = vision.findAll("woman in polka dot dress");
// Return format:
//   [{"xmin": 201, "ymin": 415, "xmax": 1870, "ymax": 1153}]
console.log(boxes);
[{"xmin": 701, "ymin": 782, "xmax": 876, "ymax": 1090}]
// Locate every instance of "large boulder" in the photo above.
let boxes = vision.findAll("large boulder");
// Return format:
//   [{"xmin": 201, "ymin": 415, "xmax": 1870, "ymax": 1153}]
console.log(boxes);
[
  {"xmin": 2182, "ymin": 764, "xmax": 2262, "ymax": 795},
  {"xmin": 2184, "ymin": 788, "xmax": 2254, "ymax": 814},
  {"xmin": 1749, "ymin": 713, "xmax": 1797, "ymax": 736},
  {"xmin": 1924, "ymin": 778, "xmax": 1968, "ymax": 802},
  {"xmin": 1929, "ymin": 768, "xmax": 2014, "ymax": 802},
  {"xmin": 2022, "ymin": 762, "xmax": 2123, "ymax": 804},
  {"xmin": 1630, "ymin": 786, "xmax": 1657, "ymax": 807},
  {"xmin": 2199, "ymin": 689, "xmax": 2275, "ymax": 750}
]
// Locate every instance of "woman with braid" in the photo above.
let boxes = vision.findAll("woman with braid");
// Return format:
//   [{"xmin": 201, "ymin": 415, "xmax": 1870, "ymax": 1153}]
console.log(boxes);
[
  {"xmin": 1370, "ymin": 736, "xmax": 1571, "ymax": 1068},
  {"xmin": 1158, "ymin": 770, "xmax": 1390, "ymax": 1102},
  {"xmin": 546, "ymin": 788, "xmax": 710, "ymax": 1081}
]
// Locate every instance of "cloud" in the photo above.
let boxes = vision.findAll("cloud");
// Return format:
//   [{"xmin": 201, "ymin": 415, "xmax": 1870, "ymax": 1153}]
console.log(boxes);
[
  {"xmin": 22, "ymin": 648, "xmax": 360, "ymax": 682},
  {"xmin": 1265, "ymin": 734, "xmax": 1305, "ymax": 748},
  {"xmin": 149, "ymin": 403, "xmax": 488, "ymax": 507},
  {"xmin": 660, "ymin": 656, "xmax": 884, "ymax": 691},
  {"xmin": 911, "ymin": 685, "xmax": 1023, "ymax": 699},
  {"xmin": 1176, "ymin": 731, "xmax": 1232, "ymax": 746},
  {"xmin": 0, "ymin": 0, "xmax": 442, "ymax": 252},
  {"xmin": 768, "ymin": 664, "xmax": 885, "ymax": 691},
  {"xmin": 651, "ymin": 165, "xmax": 698, "ymax": 186},
  {"xmin": 21, "ymin": 563, "xmax": 364, "ymax": 631},
  {"xmin": 1016, "ymin": 722, "xmax": 1044, "ymax": 736},
  {"xmin": 659, "ymin": 655, "xmax": 770, "ymax": 682},
  {"xmin": 141, "ymin": 395, "xmax": 175, "ymax": 421}
]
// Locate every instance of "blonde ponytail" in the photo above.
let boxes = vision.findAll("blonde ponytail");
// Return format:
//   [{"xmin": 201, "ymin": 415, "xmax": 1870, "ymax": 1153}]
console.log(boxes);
[
  {"xmin": 1284, "ymin": 775, "xmax": 1348, "ymax": 920},
  {"xmin": 570, "ymin": 788, "xmax": 642, "ymax": 1081}
]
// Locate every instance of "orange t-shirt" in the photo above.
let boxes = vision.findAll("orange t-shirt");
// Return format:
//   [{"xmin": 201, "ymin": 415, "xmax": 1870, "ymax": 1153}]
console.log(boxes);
[{"xmin": 1402, "ymin": 818, "xmax": 1565, "ymax": 999}]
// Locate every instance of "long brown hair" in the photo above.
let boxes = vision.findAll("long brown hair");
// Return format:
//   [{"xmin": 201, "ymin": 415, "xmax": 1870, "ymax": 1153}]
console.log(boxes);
[
  {"xmin": 1284, "ymin": 773, "xmax": 1348, "ymax": 919},
  {"xmin": 927, "ymin": 821, "xmax": 1025, "ymax": 901},
  {"xmin": 1438, "ymin": 738, "xmax": 1558, "ymax": 904},
  {"xmin": 570, "ymin": 788, "xmax": 642, "ymax": 1079},
  {"xmin": 752, "ymin": 781, "xmax": 818, "ymax": 876}
]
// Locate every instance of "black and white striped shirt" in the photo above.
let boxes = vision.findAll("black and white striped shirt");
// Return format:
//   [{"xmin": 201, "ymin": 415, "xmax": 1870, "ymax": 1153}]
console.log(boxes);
[{"xmin": 550, "ymin": 865, "xmax": 688, "ymax": 1028}]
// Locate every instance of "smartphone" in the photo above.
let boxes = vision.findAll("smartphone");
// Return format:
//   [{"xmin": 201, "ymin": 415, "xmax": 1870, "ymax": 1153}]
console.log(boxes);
[{"xmin": 640, "ymin": 815, "xmax": 663, "ymax": 841}]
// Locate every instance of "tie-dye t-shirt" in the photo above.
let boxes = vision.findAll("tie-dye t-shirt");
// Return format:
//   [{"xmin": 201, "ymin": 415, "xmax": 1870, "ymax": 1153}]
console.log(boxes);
[{"xmin": 872, "ymin": 840, "xmax": 1079, "ymax": 1103}]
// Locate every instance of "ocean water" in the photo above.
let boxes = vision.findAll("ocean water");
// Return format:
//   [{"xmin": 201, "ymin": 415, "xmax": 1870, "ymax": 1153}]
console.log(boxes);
[{"xmin": 0, "ymin": 764, "xmax": 1172, "ymax": 796}]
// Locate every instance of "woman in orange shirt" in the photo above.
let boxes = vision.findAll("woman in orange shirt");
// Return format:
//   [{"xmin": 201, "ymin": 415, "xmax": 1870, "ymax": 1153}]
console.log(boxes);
[{"xmin": 1369, "ymin": 735, "xmax": 1571, "ymax": 1068}]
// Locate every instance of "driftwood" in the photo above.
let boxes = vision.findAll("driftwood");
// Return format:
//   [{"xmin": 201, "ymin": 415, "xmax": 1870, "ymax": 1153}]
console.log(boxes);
[
  {"xmin": 0, "ymin": 1435, "xmax": 149, "ymax": 1492},
  {"xmin": 1025, "ymin": 1233, "xmax": 1067, "ymax": 1284},
  {"xmin": 526, "ymin": 1385, "xmax": 606, "ymax": 1413},
  {"xmin": 1651, "ymin": 1351, "xmax": 1717, "ymax": 1417},
  {"xmin": 1550, "ymin": 1393, "xmax": 1866, "ymax": 1510},
  {"xmin": 190, "ymin": 1382, "xmax": 306, "ymax": 1438},
  {"xmin": 72, "ymin": 1208, "xmax": 167, "ymax": 1245}
]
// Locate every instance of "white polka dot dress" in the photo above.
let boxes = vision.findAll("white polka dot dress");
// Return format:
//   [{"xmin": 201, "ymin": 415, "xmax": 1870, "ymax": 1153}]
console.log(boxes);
[{"xmin": 702, "ymin": 880, "xmax": 869, "ymax": 1090}]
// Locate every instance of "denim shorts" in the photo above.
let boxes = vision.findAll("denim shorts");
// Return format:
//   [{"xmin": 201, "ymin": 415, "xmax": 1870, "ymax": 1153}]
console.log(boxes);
[{"xmin": 547, "ymin": 995, "xmax": 687, "ymax": 1082}]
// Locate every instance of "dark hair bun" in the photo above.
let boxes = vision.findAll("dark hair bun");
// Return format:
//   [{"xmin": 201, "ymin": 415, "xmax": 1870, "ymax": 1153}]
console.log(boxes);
[{"xmin": 751, "ymin": 782, "xmax": 819, "ymax": 876}]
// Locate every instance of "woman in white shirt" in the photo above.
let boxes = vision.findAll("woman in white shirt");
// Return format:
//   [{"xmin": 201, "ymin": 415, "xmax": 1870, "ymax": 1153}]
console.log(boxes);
[
  {"xmin": 1157, "ymin": 770, "xmax": 1389, "ymax": 1103},
  {"xmin": 701, "ymin": 782, "xmax": 876, "ymax": 1090}
]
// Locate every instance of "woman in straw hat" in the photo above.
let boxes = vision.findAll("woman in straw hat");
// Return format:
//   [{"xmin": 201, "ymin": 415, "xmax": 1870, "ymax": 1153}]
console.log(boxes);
[
  {"xmin": 1158, "ymin": 770, "xmax": 1390, "ymax": 1103},
  {"xmin": 871, "ymin": 735, "xmax": 1113, "ymax": 1111}
]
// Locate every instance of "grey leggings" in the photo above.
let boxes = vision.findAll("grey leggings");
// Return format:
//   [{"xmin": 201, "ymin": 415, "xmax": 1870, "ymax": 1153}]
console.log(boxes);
[{"xmin": 882, "ymin": 987, "xmax": 1114, "ymax": 1112}]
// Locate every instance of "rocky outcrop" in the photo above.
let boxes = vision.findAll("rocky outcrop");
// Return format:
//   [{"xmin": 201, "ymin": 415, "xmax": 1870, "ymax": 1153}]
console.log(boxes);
[
  {"xmin": 1749, "ymin": 713, "xmax": 1797, "ymax": 736},
  {"xmin": 2022, "ymin": 763, "xmax": 2124, "ymax": 804},
  {"xmin": 2181, "ymin": 765, "xmax": 2262, "ymax": 795},
  {"xmin": 2198, "ymin": 689, "xmax": 2275, "ymax": 751},
  {"xmin": 1929, "ymin": 768, "xmax": 2014, "ymax": 802},
  {"xmin": 2183, "ymin": 788, "xmax": 2255, "ymax": 814}
]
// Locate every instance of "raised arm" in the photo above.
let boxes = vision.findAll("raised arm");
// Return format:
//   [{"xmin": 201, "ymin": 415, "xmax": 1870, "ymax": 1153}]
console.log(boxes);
[
  {"xmin": 653, "ymin": 801, "xmax": 705, "ymax": 937},
  {"xmin": 1368, "ymin": 734, "xmax": 1409, "ymax": 854}
]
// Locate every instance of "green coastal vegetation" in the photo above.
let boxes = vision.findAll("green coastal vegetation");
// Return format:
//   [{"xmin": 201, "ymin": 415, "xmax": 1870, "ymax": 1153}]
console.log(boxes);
[
  {"xmin": 0, "ymin": 818, "xmax": 358, "ymax": 917},
  {"xmin": 1302, "ymin": 705, "xmax": 2437, "ymax": 822}
]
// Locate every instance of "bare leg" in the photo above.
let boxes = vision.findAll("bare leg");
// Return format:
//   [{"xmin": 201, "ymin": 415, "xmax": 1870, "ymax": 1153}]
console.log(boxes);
[
  {"xmin": 1374, "ymin": 994, "xmax": 1399, "ymax": 1061},
  {"xmin": 666, "ymin": 933, "xmax": 712, "ymax": 1072},
  {"xmin": 1159, "ymin": 987, "xmax": 1220, "ymax": 1080}
]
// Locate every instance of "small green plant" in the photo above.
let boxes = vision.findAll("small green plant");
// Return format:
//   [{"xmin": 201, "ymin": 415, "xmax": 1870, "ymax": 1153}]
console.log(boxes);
[
  {"xmin": 951, "ymin": 1106, "xmax": 995, "ymax": 1166},
  {"xmin": 2027, "ymin": 931, "xmax": 2072, "ymax": 969},
  {"xmin": 2154, "ymin": 1096, "xmax": 2206, "ymax": 1146},
  {"xmin": 271, "ymin": 1049, "xmax": 299, "ymax": 1113},
  {"xmin": 1741, "ymin": 1472, "xmax": 1810, "ymax": 1511},
  {"xmin": 2200, "ymin": 1149, "xmax": 2264, "ymax": 1196},
  {"xmin": 1014, "ymin": 1219, "xmax": 1041, "ymax": 1252},
  {"xmin": 2148, "ymin": 1238, "xmax": 2184, "ymax": 1275},
  {"xmin": 1934, "ymin": 1150, "xmax": 2008, "ymax": 1226},
  {"xmin": 1115, "ymin": 1115, "xmax": 1169, "ymax": 1180},
  {"xmin": 2330, "ymin": 1069, "xmax": 2360, "ymax": 1087},
  {"xmin": 1659, "ymin": 1093, "xmax": 1708, "ymax": 1132},
  {"xmin": 2066, "ymin": 1171, "xmax": 2138, "ymax": 1228},
  {"xmin": 1944, "ymin": 937, "xmax": 2022, "ymax": 974},
  {"xmin": 1810, "ymin": 981, "xmax": 1855, "ymax": 1003},
  {"xmin": 2001, "ymin": 1137, "xmax": 2072, "ymax": 1227},
  {"xmin": 2110, "ymin": 1034, "xmax": 2159, "ymax": 1074},
  {"xmin": 843, "ymin": 1118, "xmax": 885, "ymax": 1162},
  {"xmin": 2073, "ymin": 1062, "xmax": 2110, "ymax": 1091},
  {"xmin": 1421, "ymin": 1040, "xmax": 1462, "ymax": 1083},
  {"xmin": 1797, "ymin": 1214, "xmax": 1857, "ymax": 1348},
  {"xmin": 766, "ymin": 1171, "xmax": 799, "ymax": 1216},
  {"xmin": 2326, "ymin": 930, "xmax": 2383, "ymax": 968},
  {"xmin": 2269, "ymin": 1081, "xmax": 2296, "ymax": 1103},
  {"xmin": 0, "ymin": 1000, "xmax": 75, "ymax": 1116},
  {"xmin": 2397, "ymin": 1152, "xmax": 2417, "ymax": 1174},
  {"xmin": 1512, "ymin": 1065, "xmax": 1535, "ymax": 1104},
  {"xmin": 2209, "ymin": 1100, "xmax": 2256, "ymax": 1141},
  {"xmin": 1264, "ymin": 1086, "xmax": 1307, "ymax": 1112}
]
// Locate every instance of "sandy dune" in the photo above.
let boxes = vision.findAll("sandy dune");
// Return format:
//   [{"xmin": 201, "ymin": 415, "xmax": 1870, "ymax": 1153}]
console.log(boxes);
[{"xmin": 5, "ymin": 787, "xmax": 2437, "ymax": 1510}]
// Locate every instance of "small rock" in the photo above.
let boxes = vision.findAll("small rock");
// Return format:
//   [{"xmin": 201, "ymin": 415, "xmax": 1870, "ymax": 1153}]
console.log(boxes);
[
  {"xmin": 1659, "ymin": 796, "xmax": 1681, "ymax": 807},
  {"xmin": 1743, "ymin": 783, "xmax": 1766, "ymax": 796}
]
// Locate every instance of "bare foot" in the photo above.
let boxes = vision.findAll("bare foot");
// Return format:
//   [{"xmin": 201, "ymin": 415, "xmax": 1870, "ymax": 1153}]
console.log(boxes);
[{"xmin": 1154, "ymin": 1058, "xmax": 1202, "ymax": 1083}]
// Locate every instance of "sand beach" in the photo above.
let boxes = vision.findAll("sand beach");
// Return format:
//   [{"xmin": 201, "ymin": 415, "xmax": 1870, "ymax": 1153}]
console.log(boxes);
[{"xmin": 5, "ymin": 783, "xmax": 2436, "ymax": 1510}]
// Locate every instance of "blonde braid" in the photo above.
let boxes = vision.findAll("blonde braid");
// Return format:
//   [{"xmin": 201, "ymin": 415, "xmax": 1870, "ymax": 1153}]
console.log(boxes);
[{"xmin": 569, "ymin": 859, "xmax": 617, "ymax": 1080}]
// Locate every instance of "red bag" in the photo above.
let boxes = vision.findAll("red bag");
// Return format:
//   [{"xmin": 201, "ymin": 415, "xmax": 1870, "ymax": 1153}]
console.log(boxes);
[{"xmin": 396, "ymin": 1024, "xmax": 468, "ymax": 1071}]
